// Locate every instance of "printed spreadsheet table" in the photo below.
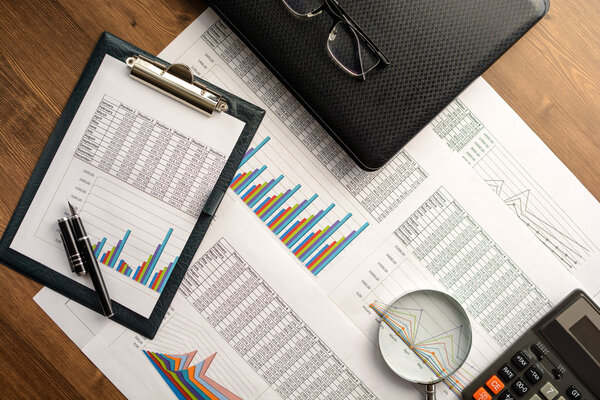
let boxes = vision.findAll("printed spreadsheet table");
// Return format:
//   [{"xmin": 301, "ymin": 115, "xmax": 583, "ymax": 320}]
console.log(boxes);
[
  {"xmin": 394, "ymin": 188, "xmax": 552, "ymax": 345},
  {"xmin": 74, "ymin": 95, "xmax": 227, "ymax": 217},
  {"xmin": 180, "ymin": 238, "xmax": 376, "ymax": 400}
]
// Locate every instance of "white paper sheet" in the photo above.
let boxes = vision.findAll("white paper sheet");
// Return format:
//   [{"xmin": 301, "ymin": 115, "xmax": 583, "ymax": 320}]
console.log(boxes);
[
  {"xmin": 15, "ymin": 54, "xmax": 245, "ymax": 316},
  {"xmin": 34, "ymin": 9, "xmax": 600, "ymax": 400},
  {"xmin": 37, "ymin": 127, "xmax": 582, "ymax": 400}
]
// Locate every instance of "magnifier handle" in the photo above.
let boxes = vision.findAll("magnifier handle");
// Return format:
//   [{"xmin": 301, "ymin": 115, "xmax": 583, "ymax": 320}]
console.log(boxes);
[{"xmin": 425, "ymin": 383, "xmax": 436, "ymax": 400}]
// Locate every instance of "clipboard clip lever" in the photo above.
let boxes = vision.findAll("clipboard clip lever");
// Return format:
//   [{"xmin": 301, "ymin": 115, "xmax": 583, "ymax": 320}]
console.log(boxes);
[{"xmin": 126, "ymin": 55, "xmax": 228, "ymax": 116}]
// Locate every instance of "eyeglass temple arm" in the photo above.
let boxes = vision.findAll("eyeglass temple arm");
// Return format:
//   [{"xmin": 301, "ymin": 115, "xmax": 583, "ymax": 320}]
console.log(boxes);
[{"xmin": 325, "ymin": 0, "xmax": 391, "ymax": 64}]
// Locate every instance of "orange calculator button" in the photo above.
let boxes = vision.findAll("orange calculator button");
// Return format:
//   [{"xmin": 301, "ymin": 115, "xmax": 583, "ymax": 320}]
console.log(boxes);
[
  {"xmin": 473, "ymin": 387, "xmax": 492, "ymax": 400},
  {"xmin": 486, "ymin": 375, "xmax": 505, "ymax": 394}
]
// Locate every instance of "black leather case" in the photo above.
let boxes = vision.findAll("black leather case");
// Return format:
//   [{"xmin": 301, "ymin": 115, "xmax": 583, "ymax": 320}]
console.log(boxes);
[
  {"xmin": 0, "ymin": 32, "xmax": 265, "ymax": 338},
  {"xmin": 207, "ymin": 0, "xmax": 549, "ymax": 170}
]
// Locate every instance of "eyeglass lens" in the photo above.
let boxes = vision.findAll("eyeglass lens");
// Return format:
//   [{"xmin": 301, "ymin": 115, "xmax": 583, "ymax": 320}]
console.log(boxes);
[
  {"xmin": 327, "ymin": 21, "xmax": 380, "ymax": 77},
  {"xmin": 282, "ymin": 0, "xmax": 382, "ymax": 78}
]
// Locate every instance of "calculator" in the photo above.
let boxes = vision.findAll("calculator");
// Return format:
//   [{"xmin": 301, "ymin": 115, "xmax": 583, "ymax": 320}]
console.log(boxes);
[{"xmin": 462, "ymin": 289, "xmax": 599, "ymax": 400}]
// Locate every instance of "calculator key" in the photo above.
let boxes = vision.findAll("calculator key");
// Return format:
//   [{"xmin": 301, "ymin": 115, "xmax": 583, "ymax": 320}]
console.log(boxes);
[
  {"xmin": 498, "ymin": 390, "xmax": 517, "ymax": 400},
  {"xmin": 540, "ymin": 382, "xmax": 559, "ymax": 399},
  {"xmin": 529, "ymin": 395, "xmax": 542, "ymax": 400},
  {"xmin": 486, "ymin": 375, "xmax": 505, "ymax": 394},
  {"xmin": 473, "ymin": 387, "xmax": 492, "ymax": 400},
  {"xmin": 511, "ymin": 378, "xmax": 530, "ymax": 397},
  {"xmin": 524, "ymin": 365, "xmax": 543, "ymax": 384},
  {"xmin": 511, "ymin": 351, "xmax": 530, "ymax": 370},
  {"xmin": 556, "ymin": 397, "xmax": 566, "ymax": 400},
  {"xmin": 566, "ymin": 385, "xmax": 582, "ymax": 400},
  {"xmin": 498, "ymin": 363, "xmax": 517, "ymax": 382},
  {"xmin": 551, "ymin": 368, "xmax": 562, "ymax": 380},
  {"xmin": 530, "ymin": 344, "xmax": 545, "ymax": 360}
]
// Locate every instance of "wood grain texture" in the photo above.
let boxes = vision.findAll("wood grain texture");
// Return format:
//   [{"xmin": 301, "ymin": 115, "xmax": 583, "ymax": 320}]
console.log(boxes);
[
  {"xmin": 0, "ymin": 0, "xmax": 204, "ymax": 398},
  {"xmin": 0, "ymin": 0, "xmax": 598, "ymax": 398}
]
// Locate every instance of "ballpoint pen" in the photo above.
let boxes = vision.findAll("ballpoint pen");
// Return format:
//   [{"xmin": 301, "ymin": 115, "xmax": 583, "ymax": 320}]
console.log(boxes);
[{"xmin": 66, "ymin": 202, "xmax": 114, "ymax": 317}]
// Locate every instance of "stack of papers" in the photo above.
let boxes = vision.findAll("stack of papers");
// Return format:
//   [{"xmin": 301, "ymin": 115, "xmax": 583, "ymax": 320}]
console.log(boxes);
[{"xmin": 34, "ymin": 9, "xmax": 600, "ymax": 400}]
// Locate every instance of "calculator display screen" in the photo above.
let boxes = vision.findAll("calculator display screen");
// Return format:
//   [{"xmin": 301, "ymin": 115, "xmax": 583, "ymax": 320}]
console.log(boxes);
[{"xmin": 569, "ymin": 315, "xmax": 600, "ymax": 362}]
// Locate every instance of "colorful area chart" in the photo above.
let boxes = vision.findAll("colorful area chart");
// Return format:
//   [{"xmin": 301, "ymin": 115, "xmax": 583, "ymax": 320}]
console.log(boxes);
[{"xmin": 144, "ymin": 350, "xmax": 242, "ymax": 400}]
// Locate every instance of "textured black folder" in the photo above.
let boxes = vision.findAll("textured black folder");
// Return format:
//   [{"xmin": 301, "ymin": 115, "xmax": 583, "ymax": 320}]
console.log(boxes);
[
  {"xmin": 0, "ymin": 32, "xmax": 265, "ymax": 338},
  {"xmin": 207, "ymin": 0, "xmax": 549, "ymax": 170}
]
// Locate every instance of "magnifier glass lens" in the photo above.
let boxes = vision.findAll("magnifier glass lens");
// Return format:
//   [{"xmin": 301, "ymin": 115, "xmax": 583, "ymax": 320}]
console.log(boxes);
[{"xmin": 376, "ymin": 290, "xmax": 472, "ymax": 384}]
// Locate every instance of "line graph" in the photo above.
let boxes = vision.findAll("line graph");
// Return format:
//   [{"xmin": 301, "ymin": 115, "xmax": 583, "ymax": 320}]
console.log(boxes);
[
  {"xmin": 370, "ymin": 299, "xmax": 471, "ymax": 397},
  {"xmin": 432, "ymin": 98, "xmax": 598, "ymax": 271}
]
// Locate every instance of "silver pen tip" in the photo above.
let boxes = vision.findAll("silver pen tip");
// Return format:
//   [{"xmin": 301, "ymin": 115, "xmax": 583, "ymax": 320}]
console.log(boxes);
[{"xmin": 68, "ymin": 201, "xmax": 77, "ymax": 215}]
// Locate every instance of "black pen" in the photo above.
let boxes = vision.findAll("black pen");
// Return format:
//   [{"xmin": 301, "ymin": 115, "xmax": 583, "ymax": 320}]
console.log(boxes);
[
  {"xmin": 57, "ymin": 217, "xmax": 86, "ymax": 276},
  {"xmin": 67, "ymin": 202, "xmax": 114, "ymax": 317}
]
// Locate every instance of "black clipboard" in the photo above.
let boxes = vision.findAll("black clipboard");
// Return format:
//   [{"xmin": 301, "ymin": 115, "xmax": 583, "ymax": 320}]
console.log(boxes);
[{"xmin": 0, "ymin": 32, "xmax": 265, "ymax": 338}]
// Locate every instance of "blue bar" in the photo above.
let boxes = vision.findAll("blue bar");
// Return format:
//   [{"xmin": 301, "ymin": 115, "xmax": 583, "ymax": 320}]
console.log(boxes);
[
  {"xmin": 299, "ymin": 212, "xmax": 351, "ymax": 261},
  {"xmin": 286, "ymin": 204, "xmax": 336, "ymax": 248},
  {"xmin": 94, "ymin": 237, "xmax": 107, "ymax": 258},
  {"xmin": 149, "ymin": 272, "xmax": 159, "ymax": 289},
  {"xmin": 306, "ymin": 244, "xmax": 331, "ymax": 268},
  {"xmin": 241, "ymin": 184, "xmax": 257, "ymax": 199},
  {"xmin": 280, "ymin": 220, "xmax": 302, "ymax": 240},
  {"xmin": 235, "ymin": 165, "xmax": 266, "ymax": 194},
  {"xmin": 142, "ymin": 228, "xmax": 173, "ymax": 285},
  {"xmin": 239, "ymin": 136, "xmax": 270, "ymax": 168},
  {"xmin": 230, "ymin": 172, "xmax": 242, "ymax": 186},
  {"xmin": 109, "ymin": 230, "xmax": 130, "ymax": 268},
  {"xmin": 157, "ymin": 256, "xmax": 178, "ymax": 294},
  {"xmin": 255, "ymin": 195, "xmax": 274, "ymax": 213},
  {"xmin": 273, "ymin": 194, "xmax": 318, "ymax": 235},
  {"xmin": 248, "ymin": 175, "xmax": 284, "ymax": 208},
  {"xmin": 260, "ymin": 184, "xmax": 300, "ymax": 221},
  {"xmin": 293, "ymin": 231, "xmax": 316, "ymax": 254},
  {"xmin": 312, "ymin": 222, "xmax": 369, "ymax": 275},
  {"xmin": 268, "ymin": 208, "xmax": 288, "ymax": 228}
]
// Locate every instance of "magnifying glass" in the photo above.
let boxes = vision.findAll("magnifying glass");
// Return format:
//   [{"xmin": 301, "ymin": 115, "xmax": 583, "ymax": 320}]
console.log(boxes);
[{"xmin": 372, "ymin": 289, "xmax": 473, "ymax": 400}]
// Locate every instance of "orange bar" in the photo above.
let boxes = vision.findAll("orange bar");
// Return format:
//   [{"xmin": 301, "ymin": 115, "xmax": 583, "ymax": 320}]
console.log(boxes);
[
  {"xmin": 256, "ymin": 195, "xmax": 276, "ymax": 215},
  {"xmin": 295, "ymin": 229, "xmax": 322, "ymax": 255},
  {"xmin": 268, "ymin": 207, "xmax": 291, "ymax": 229},
  {"xmin": 282, "ymin": 218, "xmax": 307, "ymax": 242},
  {"xmin": 230, "ymin": 172, "xmax": 247, "ymax": 189},
  {"xmin": 151, "ymin": 269, "xmax": 165, "ymax": 290},
  {"xmin": 307, "ymin": 241, "xmax": 337, "ymax": 269},
  {"xmin": 242, "ymin": 184, "xmax": 263, "ymax": 202}
]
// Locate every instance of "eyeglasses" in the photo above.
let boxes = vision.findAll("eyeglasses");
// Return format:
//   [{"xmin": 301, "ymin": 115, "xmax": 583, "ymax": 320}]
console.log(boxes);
[{"xmin": 281, "ymin": 0, "xmax": 391, "ymax": 80}]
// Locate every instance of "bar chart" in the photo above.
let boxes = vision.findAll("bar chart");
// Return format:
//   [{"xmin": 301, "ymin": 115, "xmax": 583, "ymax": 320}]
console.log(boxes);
[
  {"xmin": 231, "ymin": 136, "xmax": 369, "ymax": 275},
  {"xmin": 92, "ymin": 228, "xmax": 178, "ymax": 294},
  {"xmin": 69, "ymin": 176, "xmax": 191, "ymax": 302}
]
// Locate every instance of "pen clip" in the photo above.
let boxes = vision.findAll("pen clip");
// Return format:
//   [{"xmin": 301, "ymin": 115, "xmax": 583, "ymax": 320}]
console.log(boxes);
[{"xmin": 125, "ymin": 55, "xmax": 228, "ymax": 116}]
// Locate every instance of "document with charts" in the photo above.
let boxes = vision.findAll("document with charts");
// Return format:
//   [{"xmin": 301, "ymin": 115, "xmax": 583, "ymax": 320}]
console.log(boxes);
[
  {"xmin": 159, "ymin": 10, "xmax": 600, "ymax": 298},
  {"xmin": 37, "ymin": 129, "xmax": 582, "ymax": 400},
  {"xmin": 11, "ymin": 54, "xmax": 245, "ymax": 317},
  {"xmin": 34, "ymin": 10, "xmax": 600, "ymax": 400}
]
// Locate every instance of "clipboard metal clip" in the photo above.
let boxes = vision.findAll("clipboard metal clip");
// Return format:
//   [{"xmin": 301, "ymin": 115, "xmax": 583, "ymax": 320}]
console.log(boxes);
[{"xmin": 126, "ymin": 55, "xmax": 228, "ymax": 116}]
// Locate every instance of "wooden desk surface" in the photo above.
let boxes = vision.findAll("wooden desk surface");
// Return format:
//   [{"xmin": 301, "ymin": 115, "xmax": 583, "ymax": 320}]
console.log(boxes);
[{"xmin": 0, "ymin": 0, "xmax": 598, "ymax": 398}]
